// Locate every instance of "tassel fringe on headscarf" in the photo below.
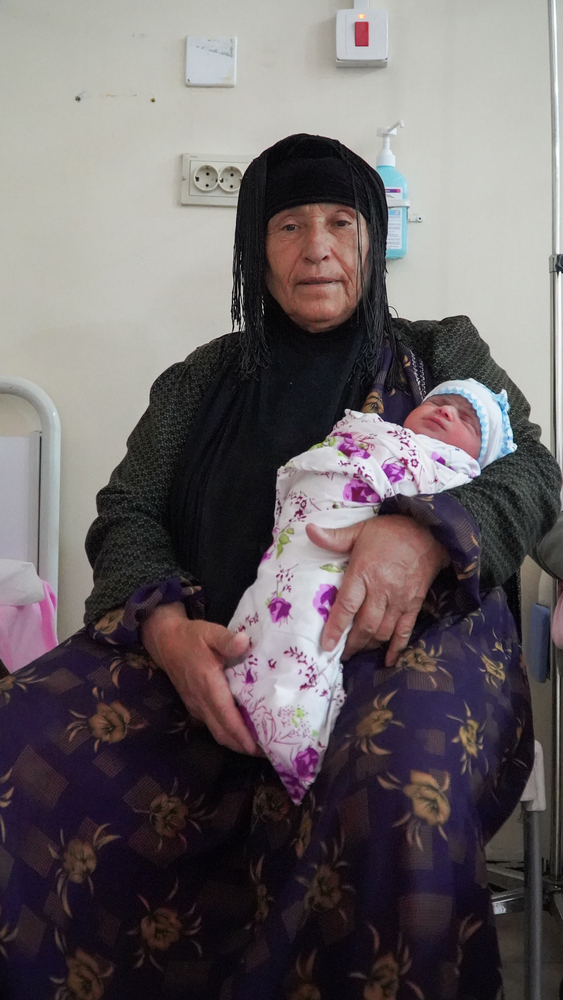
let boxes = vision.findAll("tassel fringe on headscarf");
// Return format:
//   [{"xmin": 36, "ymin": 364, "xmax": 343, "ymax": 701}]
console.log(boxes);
[{"xmin": 231, "ymin": 133, "xmax": 398, "ymax": 383}]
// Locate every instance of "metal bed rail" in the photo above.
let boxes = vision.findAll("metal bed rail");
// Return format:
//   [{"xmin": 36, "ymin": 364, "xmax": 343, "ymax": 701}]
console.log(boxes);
[{"xmin": 0, "ymin": 376, "xmax": 61, "ymax": 604}]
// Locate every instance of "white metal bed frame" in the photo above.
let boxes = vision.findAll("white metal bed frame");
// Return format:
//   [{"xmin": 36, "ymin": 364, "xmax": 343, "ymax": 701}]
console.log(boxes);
[{"xmin": 0, "ymin": 376, "xmax": 61, "ymax": 605}]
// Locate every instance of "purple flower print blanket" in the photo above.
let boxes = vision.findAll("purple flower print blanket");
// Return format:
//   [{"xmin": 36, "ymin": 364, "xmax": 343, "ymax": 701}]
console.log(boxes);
[{"xmin": 226, "ymin": 409, "xmax": 480, "ymax": 801}]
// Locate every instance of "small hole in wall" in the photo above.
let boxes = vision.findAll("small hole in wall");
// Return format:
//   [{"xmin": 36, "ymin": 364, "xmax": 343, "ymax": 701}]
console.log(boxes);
[
  {"xmin": 75, "ymin": 95, "xmax": 81, "ymax": 101},
  {"xmin": 150, "ymin": 98, "xmax": 156, "ymax": 102}
]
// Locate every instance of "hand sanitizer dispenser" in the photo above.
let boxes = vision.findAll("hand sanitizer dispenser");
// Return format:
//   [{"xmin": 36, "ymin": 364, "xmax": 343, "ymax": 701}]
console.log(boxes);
[{"xmin": 376, "ymin": 121, "xmax": 409, "ymax": 259}]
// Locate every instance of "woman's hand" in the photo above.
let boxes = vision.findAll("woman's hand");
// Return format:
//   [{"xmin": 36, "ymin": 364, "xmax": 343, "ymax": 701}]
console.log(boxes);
[
  {"xmin": 306, "ymin": 514, "xmax": 449, "ymax": 667},
  {"xmin": 141, "ymin": 602, "xmax": 258, "ymax": 755}
]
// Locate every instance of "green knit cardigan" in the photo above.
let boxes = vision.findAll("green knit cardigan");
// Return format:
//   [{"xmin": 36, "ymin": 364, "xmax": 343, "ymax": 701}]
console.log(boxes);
[{"xmin": 84, "ymin": 315, "xmax": 561, "ymax": 623}]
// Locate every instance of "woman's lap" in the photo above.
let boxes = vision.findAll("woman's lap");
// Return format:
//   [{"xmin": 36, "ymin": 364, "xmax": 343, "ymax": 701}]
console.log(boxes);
[{"xmin": 0, "ymin": 588, "xmax": 532, "ymax": 999}]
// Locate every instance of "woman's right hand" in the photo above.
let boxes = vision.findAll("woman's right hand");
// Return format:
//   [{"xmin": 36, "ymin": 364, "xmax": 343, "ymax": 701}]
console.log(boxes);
[{"xmin": 140, "ymin": 602, "xmax": 258, "ymax": 756}]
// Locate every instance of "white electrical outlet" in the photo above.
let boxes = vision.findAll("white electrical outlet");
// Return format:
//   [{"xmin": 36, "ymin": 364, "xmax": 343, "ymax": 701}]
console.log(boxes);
[{"xmin": 181, "ymin": 154, "xmax": 251, "ymax": 206}]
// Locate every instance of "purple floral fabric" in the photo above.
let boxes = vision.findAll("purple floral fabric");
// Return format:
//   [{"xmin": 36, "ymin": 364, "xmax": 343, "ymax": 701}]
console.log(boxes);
[
  {"xmin": 226, "ymin": 400, "xmax": 481, "ymax": 806},
  {"xmin": 0, "ymin": 592, "xmax": 533, "ymax": 1000},
  {"xmin": 381, "ymin": 458, "xmax": 406, "ymax": 482},
  {"xmin": 336, "ymin": 434, "xmax": 371, "ymax": 459},
  {"xmin": 342, "ymin": 481, "xmax": 381, "ymax": 504},
  {"xmin": 268, "ymin": 596, "xmax": 292, "ymax": 623},
  {"xmin": 312, "ymin": 584, "xmax": 338, "ymax": 622}
]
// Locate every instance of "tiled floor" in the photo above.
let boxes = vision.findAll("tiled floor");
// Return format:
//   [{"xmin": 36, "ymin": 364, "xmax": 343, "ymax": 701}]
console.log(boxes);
[{"xmin": 497, "ymin": 910, "xmax": 563, "ymax": 999}]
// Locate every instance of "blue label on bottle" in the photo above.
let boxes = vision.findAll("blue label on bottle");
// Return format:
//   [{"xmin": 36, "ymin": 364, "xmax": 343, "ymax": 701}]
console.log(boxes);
[{"xmin": 387, "ymin": 208, "xmax": 403, "ymax": 250}]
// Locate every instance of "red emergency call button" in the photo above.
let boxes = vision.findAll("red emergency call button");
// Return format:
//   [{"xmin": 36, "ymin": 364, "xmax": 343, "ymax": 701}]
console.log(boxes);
[{"xmin": 355, "ymin": 20, "xmax": 369, "ymax": 46}]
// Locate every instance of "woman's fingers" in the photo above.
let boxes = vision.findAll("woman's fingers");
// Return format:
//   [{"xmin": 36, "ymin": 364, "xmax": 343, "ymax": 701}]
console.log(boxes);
[
  {"xmin": 141, "ymin": 604, "xmax": 257, "ymax": 755},
  {"xmin": 341, "ymin": 591, "xmax": 407, "ymax": 658},
  {"xmin": 342, "ymin": 594, "xmax": 419, "ymax": 660},
  {"xmin": 321, "ymin": 569, "xmax": 371, "ymax": 652},
  {"xmin": 384, "ymin": 611, "xmax": 420, "ymax": 667},
  {"xmin": 184, "ymin": 626, "xmax": 257, "ymax": 755},
  {"xmin": 306, "ymin": 522, "xmax": 370, "ymax": 652},
  {"xmin": 203, "ymin": 629, "xmax": 257, "ymax": 754},
  {"xmin": 201, "ymin": 667, "xmax": 257, "ymax": 755},
  {"xmin": 342, "ymin": 627, "xmax": 380, "ymax": 660},
  {"xmin": 317, "ymin": 515, "xmax": 449, "ymax": 661},
  {"xmin": 213, "ymin": 627, "xmax": 250, "ymax": 663},
  {"xmin": 305, "ymin": 521, "xmax": 362, "ymax": 554}
]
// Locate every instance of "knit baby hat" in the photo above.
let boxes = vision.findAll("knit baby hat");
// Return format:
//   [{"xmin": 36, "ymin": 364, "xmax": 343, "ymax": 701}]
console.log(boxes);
[{"xmin": 424, "ymin": 378, "xmax": 517, "ymax": 468}]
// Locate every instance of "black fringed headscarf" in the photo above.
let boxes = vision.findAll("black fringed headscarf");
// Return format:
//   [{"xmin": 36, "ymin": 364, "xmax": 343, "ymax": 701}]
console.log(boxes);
[
  {"xmin": 169, "ymin": 134, "xmax": 402, "ymax": 625},
  {"xmin": 231, "ymin": 133, "xmax": 395, "ymax": 380}
]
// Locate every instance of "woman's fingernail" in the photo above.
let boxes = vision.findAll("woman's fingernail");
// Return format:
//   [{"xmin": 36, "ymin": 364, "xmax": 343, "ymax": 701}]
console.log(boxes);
[{"xmin": 324, "ymin": 638, "xmax": 336, "ymax": 652}]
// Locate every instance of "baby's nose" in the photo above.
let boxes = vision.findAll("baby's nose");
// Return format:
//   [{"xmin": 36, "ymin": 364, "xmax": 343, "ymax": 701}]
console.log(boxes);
[{"xmin": 436, "ymin": 404, "xmax": 455, "ymax": 420}]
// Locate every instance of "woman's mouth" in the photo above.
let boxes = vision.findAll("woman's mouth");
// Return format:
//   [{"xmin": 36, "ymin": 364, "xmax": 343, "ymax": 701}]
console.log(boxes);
[{"xmin": 299, "ymin": 278, "xmax": 337, "ymax": 285}]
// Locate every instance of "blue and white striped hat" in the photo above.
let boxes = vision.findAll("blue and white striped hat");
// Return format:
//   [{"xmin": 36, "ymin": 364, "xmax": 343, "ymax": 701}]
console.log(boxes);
[{"xmin": 424, "ymin": 378, "xmax": 517, "ymax": 468}]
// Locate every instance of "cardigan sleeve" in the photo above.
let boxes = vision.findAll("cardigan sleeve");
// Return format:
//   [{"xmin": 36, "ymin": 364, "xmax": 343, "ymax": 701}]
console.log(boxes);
[
  {"xmin": 533, "ymin": 509, "xmax": 563, "ymax": 578},
  {"xmin": 83, "ymin": 334, "xmax": 235, "ymax": 624},
  {"xmin": 393, "ymin": 314, "xmax": 562, "ymax": 589}
]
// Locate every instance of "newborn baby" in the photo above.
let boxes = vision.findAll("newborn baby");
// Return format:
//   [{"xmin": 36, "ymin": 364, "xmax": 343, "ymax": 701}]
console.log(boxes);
[{"xmin": 227, "ymin": 378, "xmax": 516, "ymax": 802}]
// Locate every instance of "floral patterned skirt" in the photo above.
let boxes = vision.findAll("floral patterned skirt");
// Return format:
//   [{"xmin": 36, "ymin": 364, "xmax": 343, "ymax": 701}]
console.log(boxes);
[{"xmin": 0, "ymin": 587, "xmax": 532, "ymax": 1000}]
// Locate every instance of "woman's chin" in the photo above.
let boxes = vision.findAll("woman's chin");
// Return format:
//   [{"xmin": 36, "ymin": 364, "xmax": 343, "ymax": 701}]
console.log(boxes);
[{"xmin": 288, "ymin": 300, "xmax": 356, "ymax": 333}]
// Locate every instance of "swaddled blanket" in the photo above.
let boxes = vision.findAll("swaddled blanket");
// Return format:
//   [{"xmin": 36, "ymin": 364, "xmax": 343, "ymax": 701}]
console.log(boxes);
[{"xmin": 227, "ymin": 409, "xmax": 480, "ymax": 801}]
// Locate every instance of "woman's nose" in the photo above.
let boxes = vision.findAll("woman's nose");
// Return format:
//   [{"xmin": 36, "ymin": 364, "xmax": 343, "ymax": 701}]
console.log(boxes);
[{"xmin": 302, "ymin": 226, "xmax": 331, "ymax": 262}]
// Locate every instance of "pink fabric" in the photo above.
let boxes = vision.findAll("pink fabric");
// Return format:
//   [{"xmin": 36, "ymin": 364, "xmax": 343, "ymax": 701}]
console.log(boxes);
[
  {"xmin": 0, "ymin": 582, "xmax": 58, "ymax": 673},
  {"xmin": 552, "ymin": 584, "xmax": 563, "ymax": 649}
]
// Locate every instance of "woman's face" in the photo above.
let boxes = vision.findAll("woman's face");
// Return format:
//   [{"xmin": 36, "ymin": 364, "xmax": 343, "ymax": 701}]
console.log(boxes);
[{"xmin": 264, "ymin": 203, "xmax": 369, "ymax": 332}]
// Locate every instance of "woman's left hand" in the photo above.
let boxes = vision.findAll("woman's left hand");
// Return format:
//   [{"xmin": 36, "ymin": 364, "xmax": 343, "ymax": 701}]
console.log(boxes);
[{"xmin": 306, "ymin": 514, "xmax": 449, "ymax": 667}]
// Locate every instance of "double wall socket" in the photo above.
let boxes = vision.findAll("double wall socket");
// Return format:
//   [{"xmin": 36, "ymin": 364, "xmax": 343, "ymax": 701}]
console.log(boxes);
[{"xmin": 181, "ymin": 154, "xmax": 251, "ymax": 206}]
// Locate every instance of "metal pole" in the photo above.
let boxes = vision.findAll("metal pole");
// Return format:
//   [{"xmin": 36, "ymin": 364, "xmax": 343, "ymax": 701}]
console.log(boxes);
[
  {"xmin": 524, "ymin": 810, "xmax": 544, "ymax": 1000},
  {"xmin": 548, "ymin": 0, "xmax": 563, "ymax": 882}
]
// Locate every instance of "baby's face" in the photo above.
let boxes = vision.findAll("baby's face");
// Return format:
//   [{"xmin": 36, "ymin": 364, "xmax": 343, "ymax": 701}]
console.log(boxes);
[{"xmin": 404, "ymin": 393, "xmax": 481, "ymax": 459}]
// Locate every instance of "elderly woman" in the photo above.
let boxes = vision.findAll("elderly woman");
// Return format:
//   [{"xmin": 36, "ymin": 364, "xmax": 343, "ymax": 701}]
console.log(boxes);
[{"xmin": 0, "ymin": 134, "xmax": 560, "ymax": 1000}]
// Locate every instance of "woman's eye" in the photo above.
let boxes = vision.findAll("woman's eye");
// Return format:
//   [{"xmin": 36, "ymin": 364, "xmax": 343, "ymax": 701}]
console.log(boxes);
[
  {"xmin": 281, "ymin": 223, "xmax": 298, "ymax": 232},
  {"xmin": 334, "ymin": 218, "xmax": 353, "ymax": 227}
]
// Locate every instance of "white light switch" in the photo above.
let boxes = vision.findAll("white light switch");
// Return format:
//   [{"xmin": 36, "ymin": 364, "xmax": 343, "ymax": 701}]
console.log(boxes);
[{"xmin": 185, "ymin": 36, "xmax": 237, "ymax": 87}]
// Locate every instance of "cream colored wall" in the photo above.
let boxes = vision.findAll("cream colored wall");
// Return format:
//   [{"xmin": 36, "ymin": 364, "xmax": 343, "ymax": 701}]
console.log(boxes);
[
  {"xmin": 1, "ymin": 0, "xmax": 553, "ymax": 633},
  {"xmin": 0, "ymin": 0, "xmax": 557, "ymax": 852}
]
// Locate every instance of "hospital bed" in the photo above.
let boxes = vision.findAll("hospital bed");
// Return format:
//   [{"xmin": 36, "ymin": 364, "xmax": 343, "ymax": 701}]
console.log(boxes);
[{"xmin": 0, "ymin": 376, "xmax": 60, "ymax": 671}]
